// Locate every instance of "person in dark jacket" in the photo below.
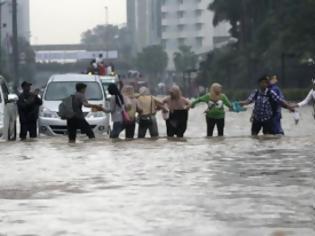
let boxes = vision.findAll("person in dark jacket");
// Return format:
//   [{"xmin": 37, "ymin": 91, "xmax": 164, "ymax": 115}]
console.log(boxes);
[
  {"xmin": 17, "ymin": 81, "xmax": 43, "ymax": 140},
  {"xmin": 268, "ymin": 75, "xmax": 285, "ymax": 135}
]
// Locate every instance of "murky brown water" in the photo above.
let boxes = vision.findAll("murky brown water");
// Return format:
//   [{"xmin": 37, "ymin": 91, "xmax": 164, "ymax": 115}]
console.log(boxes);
[{"xmin": 0, "ymin": 107, "xmax": 314, "ymax": 236}]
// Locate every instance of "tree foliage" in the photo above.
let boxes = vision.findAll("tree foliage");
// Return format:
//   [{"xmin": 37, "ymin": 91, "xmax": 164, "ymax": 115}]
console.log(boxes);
[
  {"xmin": 201, "ymin": 0, "xmax": 315, "ymax": 89},
  {"xmin": 81, "ymin": 24, "xmax": 133, "ymax": 61},
  {"xmin": 173, "ymin": 46, "xmax": 198, "ymax": 73},
  {"xmin": 136, "ymin": 45, "xmax": 168, "ymax": 78}
]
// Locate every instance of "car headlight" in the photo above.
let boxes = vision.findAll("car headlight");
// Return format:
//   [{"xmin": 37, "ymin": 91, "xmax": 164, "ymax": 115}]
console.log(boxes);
[
  {"xmin": 40, "ymin": 107, "xmax": 59, "ymax": 118},
  {"xmin": 86, "ymin": 111, "xmax": 105, "ymax": 118}
]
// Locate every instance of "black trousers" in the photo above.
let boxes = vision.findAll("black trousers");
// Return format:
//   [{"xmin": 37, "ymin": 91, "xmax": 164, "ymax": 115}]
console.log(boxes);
[
  {"xmin": 166, "ymin": 110, "xmax": 188, "ymax": 138},
  {"xmin": 67, "ymin": 118, "xmax": 95, "ymax": 142},
  {"xmin": 206, "ymin": 117, "xmax": 225, "ymax": 137},
  {"xmin": 138, "ymin": 116, "xmax": 159, "ymax": 138},
  {"xmin": 20, "ymin": 122, "xmax": 37, "ymax": 140},
  {"xmin": 125, "ymin": 122, "xmax": 136, "ymax": 139},
  {"xmin": 251, "ymin": 119, "xmax": 273, "ymax": 136}
]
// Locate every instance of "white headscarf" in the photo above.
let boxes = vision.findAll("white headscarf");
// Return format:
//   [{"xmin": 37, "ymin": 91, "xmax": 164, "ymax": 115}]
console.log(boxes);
[{"xmin": 139, "ymin": 87, "xmax": 151, "ymax": 96}]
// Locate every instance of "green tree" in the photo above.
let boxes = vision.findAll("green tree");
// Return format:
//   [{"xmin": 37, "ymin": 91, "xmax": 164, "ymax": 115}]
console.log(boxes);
[
  {"xmin": 200, "ymin": 0, "xmax": 315, "ymax": 89},
  {"xmin": 81, "ymin": 24, "xmax": 133, "ymax": 61},
  {"xmin": 136, "ymin": 45, "xmax": 168, "ymax": 82},
  {"xmin": 173, "ymin": 46, "xmax": 198, "ymax": 73}
]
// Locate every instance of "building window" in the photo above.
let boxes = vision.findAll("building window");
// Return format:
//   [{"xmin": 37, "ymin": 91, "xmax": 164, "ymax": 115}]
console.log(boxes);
[
  {"xmin": 196, "ymin": 37, "xmax": 203, "ymax": 48},
  {"xmin": 195, "ymin": 23, "xmax": 203, "ymax": 31},
  {"xmin": 162, "ymin": 12, "xmax": 167, "ymax": 19},
  {"xmin": 195, "ymin": 9, "xmax": 202, "ymax": 17},
  {"xmin": 178, "ymin": 0, "xmax": 183, "ymax": 4},
  {"xmin": 177, "ymin": 24, "xmax": 185, "ymax": 31},
  {"xmin": 178, "ymin": 37, "xmax": 186, "ymax": 45},
  {"xmin": 162, "ymin": 39, "xmax": 166, "ymax": 48},
  {"xmin": 162, "ymin": 26, "xmax": 168, "ymax": 32},
  {"xmin": 177, "ymin": 11, "xmax": 184, "ymax": 18}
]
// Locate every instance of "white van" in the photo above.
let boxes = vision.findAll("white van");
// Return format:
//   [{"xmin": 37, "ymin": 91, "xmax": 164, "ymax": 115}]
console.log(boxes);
[
  {"xmin": 0, "ymin": 76, "xmax": 18, "ymax": 140},
  {"xmin": 39, "ymin": 74, "xmax": 110, "ymax": 136}
]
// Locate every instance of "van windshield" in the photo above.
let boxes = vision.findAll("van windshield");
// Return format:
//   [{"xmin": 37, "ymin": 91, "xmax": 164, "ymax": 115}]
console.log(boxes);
[{"xmin": 45, "ymin": 82, "xmax": 103, "ymax": 101}]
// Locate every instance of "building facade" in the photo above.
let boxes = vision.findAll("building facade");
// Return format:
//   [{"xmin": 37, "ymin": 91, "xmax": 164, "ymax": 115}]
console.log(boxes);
[
  {"xmin": 0, "ymin": 0, "xmax": 30, "ymax": 50},
  {"xmin": 161, "ymin": 0, "xmax": 230, "ymax": 69},
  {"xmin": 127, "ymin": 0, "xmax": 162, "ymax": 55}
]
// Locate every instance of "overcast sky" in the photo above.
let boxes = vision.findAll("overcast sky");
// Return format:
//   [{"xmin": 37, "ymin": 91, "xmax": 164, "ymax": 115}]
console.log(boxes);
[{"xmin": 30, "ymin": 0, "xmax": 126, "ymax": 45}]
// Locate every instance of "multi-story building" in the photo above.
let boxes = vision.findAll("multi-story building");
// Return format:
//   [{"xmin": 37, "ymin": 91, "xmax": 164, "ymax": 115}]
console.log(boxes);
[
  {"xmin": 127, "ymin": 0, "xmax": 162, "ymax": 55},
  {"xmin": 0, "ymin": 0, "xmax": 30, "ymax": 49},
  {"xmin": 161, "ymin": 0, "xmax": 230, "ymax": 69}
]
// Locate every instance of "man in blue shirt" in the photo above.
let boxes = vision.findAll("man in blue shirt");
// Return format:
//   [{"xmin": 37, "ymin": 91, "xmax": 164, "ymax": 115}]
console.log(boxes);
[
  {"xmin": 269, "ymin": 75, "xmax": 285, "ymax": 135},
  {"xmin": 240, "ymin": 76, "xmax": 295, "ymax": 136}
]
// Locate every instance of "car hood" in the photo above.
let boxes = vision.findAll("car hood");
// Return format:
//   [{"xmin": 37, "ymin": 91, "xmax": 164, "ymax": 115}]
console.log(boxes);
[{"xmin": 42, "ymin": 100, "xmax": 104, "ymax": 112}]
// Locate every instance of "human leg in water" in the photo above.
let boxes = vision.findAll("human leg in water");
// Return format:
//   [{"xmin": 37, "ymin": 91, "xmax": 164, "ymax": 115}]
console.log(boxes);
[
  {"xmin": 272, "ymin": 112, "xmax": 284, "ymax": 135},
  {"xmin": 206, "ymin": 117, "xmax": 216, "ymax": 137},
  {"xmin": 216, "ymin": 118, "xmax": 225, "ymax": 136},
  {"xmin": 110, "ymin": 122, "xmax": 124, "ymax": 139}
]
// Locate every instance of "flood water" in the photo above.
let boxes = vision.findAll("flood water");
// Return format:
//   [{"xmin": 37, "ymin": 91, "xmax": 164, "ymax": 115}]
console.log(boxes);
[{"xmin": 0, "ymin": 107, "xmax": 314, "ymax": 236}]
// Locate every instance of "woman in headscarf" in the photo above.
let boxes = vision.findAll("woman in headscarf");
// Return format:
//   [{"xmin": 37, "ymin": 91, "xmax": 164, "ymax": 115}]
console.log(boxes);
[
  {"xmin": 162, "ymin": 85, "xmax": 191, "ymax": 138},
  {"xmin": 122, "ymin": 85, "xmax": 142, "ymax": 139},
  {"xmin": 107, "ymin": 83, "xmax": 126, "ymax": 138},
  {"xmin": 191, "ymin": 83, "xmax": 232, "ymax": 137},
  {"xmin": 136, "ymin": 87, "xmax": 165, "ymax": 138}
]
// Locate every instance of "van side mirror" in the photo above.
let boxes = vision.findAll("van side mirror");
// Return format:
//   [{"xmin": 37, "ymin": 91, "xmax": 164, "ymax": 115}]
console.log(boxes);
[{"xmin": 7, "ymin": 94, "xmax": 18, "ymax": 103}]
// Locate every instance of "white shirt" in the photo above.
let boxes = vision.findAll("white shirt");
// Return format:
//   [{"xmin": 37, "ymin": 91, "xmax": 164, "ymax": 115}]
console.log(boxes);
[{"xmin": 298, "ymin": 89, "xmax": 315, "ymax": 107}]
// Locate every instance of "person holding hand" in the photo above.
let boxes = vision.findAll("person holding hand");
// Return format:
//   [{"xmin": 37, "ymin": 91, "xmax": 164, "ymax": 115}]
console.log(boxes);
[{"xmin": 17, "ymin": 81, "xmax": 43, "ymax": 140}]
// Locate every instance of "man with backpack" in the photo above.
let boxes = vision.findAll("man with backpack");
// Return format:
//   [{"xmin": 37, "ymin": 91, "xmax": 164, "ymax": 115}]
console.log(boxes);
[
  {"xmin": 17, "ymin": 81, "xmax": 43, "ymax": 140},
  {"xmin": 240, "ymin": 76, "xmax": 295, "ymax": 136},
  {"xmin": 59, "ymin": 83, "xmax": 104, "ymax": 143}
]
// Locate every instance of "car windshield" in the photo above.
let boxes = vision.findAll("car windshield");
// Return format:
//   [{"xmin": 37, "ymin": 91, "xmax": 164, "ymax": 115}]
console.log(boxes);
[{"xmin": 45, "ymin": 82, "xmax": 103, "ymax": 101}]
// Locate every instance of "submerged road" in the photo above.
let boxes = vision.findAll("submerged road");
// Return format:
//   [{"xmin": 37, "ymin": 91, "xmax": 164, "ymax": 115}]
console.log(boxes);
[{"xmin": 0, "ymin": 107, "xmax": 314, "ymax": 236}]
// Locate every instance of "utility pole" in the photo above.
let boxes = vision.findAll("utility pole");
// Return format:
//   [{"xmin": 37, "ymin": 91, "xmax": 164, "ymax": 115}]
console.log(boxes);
[
  {"xmin": 0, "ymin": 1, "xmax": 6, "ymax": 71},
  {"xmin": 12, "ymin": 0, "xmax": 19, "ymax": 92},
  {"xmin": 105, "ymin": 5, "xmax": 109, "ymax": 60}
]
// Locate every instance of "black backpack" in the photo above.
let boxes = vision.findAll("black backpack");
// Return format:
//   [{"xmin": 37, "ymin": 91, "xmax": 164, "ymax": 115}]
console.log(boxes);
[{"xmin": 58, "ymin": 95, "xmax": 75, "ymax": 120}]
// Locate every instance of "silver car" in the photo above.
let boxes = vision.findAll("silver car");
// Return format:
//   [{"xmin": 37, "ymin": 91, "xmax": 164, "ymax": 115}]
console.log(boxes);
[{"xmin": 39, "ymin": 74, "xmax": 110, "ymax": 136}]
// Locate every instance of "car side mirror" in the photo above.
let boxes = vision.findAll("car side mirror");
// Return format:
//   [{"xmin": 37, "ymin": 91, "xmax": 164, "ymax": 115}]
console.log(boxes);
[{"xmin": 7, "ymin": 94, "xmax": 18, "ymax": 103}]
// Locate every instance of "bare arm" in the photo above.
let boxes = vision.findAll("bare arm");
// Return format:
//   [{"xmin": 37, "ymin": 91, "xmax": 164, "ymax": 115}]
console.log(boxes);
[
  {"xmin": 154, "ymin": 97, "xmax": 168, "ymax": 111},
  {"xmin": 239, "ymin": 100, "xmax": 251, "ymax": 106},
  {"xmin": 297, "ymin": 90, "xmax": 313, "ymax": 107},
  {"xmin": 281, "ymin": 100, "xmax": 295, "ymax": 112}
]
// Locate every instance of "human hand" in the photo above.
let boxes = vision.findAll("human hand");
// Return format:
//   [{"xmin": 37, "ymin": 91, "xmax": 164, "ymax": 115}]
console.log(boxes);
[
  {"xmin": 34, "ymin": 88, "xmax": 40, "ymax": 96},
  {"xmin": 288, "ymin": 106, "xmax": 295, "ymax": 113}
]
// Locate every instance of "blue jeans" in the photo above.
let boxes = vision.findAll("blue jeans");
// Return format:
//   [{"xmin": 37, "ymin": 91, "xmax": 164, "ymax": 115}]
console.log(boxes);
[
  {"xmin": 272, "ymin": 112, "xmax": 284, "ymax": 135},
  {"xmin": 110, "ymin": 122, "xmax": 125, "ymax": 139}
]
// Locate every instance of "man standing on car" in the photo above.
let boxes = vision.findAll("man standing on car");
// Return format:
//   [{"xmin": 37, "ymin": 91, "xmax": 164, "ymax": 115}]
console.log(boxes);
[
  {"xmin": 67, "ymin": 83, "xmax": 104, "ymax": 143},
  {"xmin": 17, "ymin": 81, "xmax": 43, "ymax": 140}
]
